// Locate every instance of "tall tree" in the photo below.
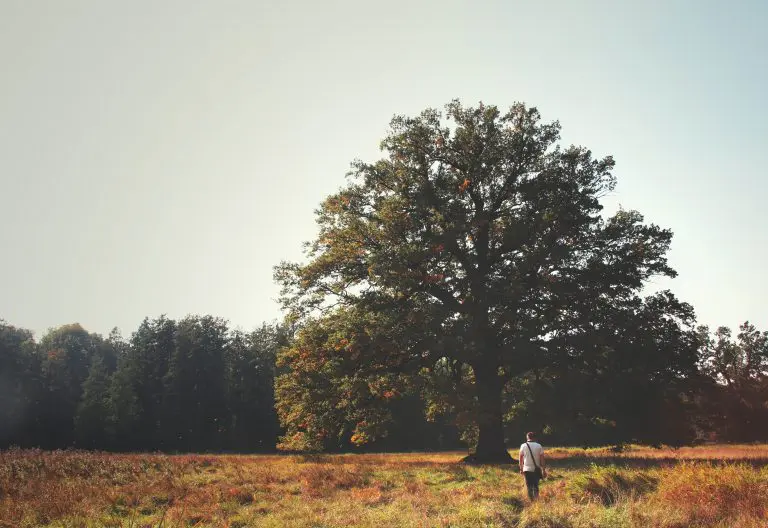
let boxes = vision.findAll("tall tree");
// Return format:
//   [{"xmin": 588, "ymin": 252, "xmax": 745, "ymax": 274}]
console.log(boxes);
[
  {"xmin": 122, "ymin": 316, "xmax": 176, "ymax": 449},
  {"xmin": 162, "ymin": 315, "xmax": 229, "ymax": 451},
  {"xmin": 225, "ymin": 324, "xmax": 285, "ymax": 451},
  {"xmin": 107, "ymin": 360, "xmax": 142, "ymax": 450},
  {"xmin": 505, "ymin": 291, "xmax": 700, "ymax": 447},
  {"xmin": 276, "ymin": 101, "xmax": 692, "ymax": 462},
  {"xmin": 696, "ymin": 322, "xmax": 768, "ymax": 441},
  {"xmin": 0, "ymin": 321, "xmax": 40, "ymax": 447},
  {"xmin": 74, "ymin": 355, "xmax": 112, "ymax": 448},
  {"xmin": 38, "ymin": 324, "xmax": 100, "ymax": 447}
]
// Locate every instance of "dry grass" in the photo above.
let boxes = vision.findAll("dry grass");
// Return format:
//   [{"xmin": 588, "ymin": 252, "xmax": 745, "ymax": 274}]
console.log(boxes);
[{"xmin": 0, "ymin": 445, "xmax": 766, "ymax": 527}]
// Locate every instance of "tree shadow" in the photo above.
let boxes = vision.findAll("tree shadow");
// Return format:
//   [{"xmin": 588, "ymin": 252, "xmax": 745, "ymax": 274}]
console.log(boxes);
[
  {"xmin": 548, "ymin": 455, "xmax": 768, "ymax": 470},
  {"xmin": 288, "ymin": 452, "xmax": 768, "ymax": 470},
  {"xmin": 501, "ymin": 496, "xmax": 525, "ymax": 512}
]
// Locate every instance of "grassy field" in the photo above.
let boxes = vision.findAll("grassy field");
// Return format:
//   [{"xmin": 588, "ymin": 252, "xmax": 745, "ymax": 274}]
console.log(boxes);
[{"xmin": 1, "ymin": 445, "xmax": 767, "ymax": 527}]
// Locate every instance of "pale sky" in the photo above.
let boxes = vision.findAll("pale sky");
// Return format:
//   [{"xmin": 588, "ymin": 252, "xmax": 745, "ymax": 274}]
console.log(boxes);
[{"xmin": 1, "ymin": 0, "xmax": 766, "ymax": 338}]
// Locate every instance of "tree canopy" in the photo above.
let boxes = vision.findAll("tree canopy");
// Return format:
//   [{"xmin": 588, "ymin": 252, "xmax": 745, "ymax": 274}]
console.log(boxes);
[
  {"xmin": 0, "ymin": 317, "xmax": 286, "ymax": 452},
  {"xmin": 694, "ymin": 322, "xmax": 768, "ymax": 441},
  {"xmin": 275, "ymin": 100, "xmax": 699, "ymax": 461}
]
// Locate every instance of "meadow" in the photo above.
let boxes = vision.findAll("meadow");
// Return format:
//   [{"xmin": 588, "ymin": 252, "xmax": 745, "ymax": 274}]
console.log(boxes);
[{"xmin": 1, "ymin": 445, "xmax": 767, "ymax": 528}]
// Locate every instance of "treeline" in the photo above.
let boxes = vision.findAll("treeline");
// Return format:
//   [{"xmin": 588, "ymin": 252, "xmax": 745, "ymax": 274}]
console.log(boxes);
[
  {"xmin": 0, "ymin": 316, "xmax": 460, "ymax": 452},
  {"xmin": 693, "ymin": 323, "xmax": 768, "ymax": 442},
  {"xmin": 0, "ymin": 316, "xmax": 766, "ymax": 451},
  {"xmin": 0, "ymin": 316, "xmax": 283, "ymax": 452}
]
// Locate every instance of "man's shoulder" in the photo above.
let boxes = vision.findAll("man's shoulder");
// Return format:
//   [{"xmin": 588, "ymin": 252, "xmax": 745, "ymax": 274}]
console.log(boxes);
[{"xmin": 521, "ymin": 441, "xmax": 544, "ymax": 452}]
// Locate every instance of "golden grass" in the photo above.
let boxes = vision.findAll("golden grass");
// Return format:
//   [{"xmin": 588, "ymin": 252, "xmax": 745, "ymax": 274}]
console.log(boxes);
[{"xmin": 0, "ymin": 445, "xmax": 766, "ymax": 527}]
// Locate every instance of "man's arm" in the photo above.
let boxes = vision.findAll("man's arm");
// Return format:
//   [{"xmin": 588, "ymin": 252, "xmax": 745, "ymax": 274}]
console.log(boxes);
[
  {"xmin": 519, "ymin": 451, "xmax": 525, "ymax": 474},
  {"xmin": 540, "ymin": 451, "xmax": 546, "ymax": 477}
]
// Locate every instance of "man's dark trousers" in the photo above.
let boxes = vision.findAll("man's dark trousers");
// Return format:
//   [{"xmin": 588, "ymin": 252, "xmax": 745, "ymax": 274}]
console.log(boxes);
[{"xmin": 523, "ymin": 470, "xmax": 541, "ymax": 500}]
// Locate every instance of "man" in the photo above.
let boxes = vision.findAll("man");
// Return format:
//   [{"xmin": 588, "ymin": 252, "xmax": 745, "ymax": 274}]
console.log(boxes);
[{"xmin": 519, "ymin": 431, "xmax": 546, "ymax": 500}]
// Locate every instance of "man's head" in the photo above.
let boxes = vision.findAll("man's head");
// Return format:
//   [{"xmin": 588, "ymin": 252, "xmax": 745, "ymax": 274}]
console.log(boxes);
[{"xmin": 526, "ymin": 431, "xmax": 536, "ymax": 441}]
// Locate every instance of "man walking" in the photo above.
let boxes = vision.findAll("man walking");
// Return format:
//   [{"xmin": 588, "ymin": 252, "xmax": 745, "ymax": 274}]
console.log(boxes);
[{"xmin": 519, "ymin": 431, "xmax": 546, "ymax": 500}]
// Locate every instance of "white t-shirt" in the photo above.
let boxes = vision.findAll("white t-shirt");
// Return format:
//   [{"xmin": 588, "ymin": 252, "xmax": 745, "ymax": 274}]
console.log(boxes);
[{"xmin": 519, "ymin": 441, "xmax": 543, "ymax": 472}]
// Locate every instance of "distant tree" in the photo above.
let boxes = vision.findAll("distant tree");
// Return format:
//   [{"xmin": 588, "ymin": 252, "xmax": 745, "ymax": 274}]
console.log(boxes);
[
  {"xmin": 102, "ymin": 316, "xmax": 287, "ymax": 452},
  {"xmin": 75, "ymin": 355, "xmax": 112, "ymax": 448},
  {"xmin": 0, "ymin": 321, "xmax": 40, "ymax": 447},
  {"xmin": 107, "ymin": 361, "xmax": 142, "ymax": 450},
  {"xmin": 162, "ymin": 315, "xmax": 229, "ymax": 451},
  {"xmin": 121, "ymin": 316, "xmax": 176, "ymax": 449},
  {"xmin": 2, "ymin": 315, "xmax": 297, "ymax": 452},
  {"xmin": 696, "ymin": 322, "xmax": 768, "ymax": 441},
  {"xmin": 504, "ymin": 291, "xmax": 700, "ymax": 446},
  {"xmin": 38, "ymin": 324, "xmax": 102, "ymax": 447},
  {"xmin": 225, "ymin": 324, "xmax": 286, "ymax": 451},
  {"xmin": 276, "ymin": 101, "xmax": 695, "ymax": 461},
  {"xmin": 106, "ymin": 327, "xmax": 129, "ymax": 368},
  {"xmin": 698, "ymin": 322, "xmax": 768, "ymax": 388}
]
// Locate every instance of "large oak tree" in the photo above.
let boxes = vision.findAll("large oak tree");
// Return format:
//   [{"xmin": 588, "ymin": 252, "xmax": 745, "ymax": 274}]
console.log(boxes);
[{"xmin": 275, "ymin": 101, "xmax": 695, "ymax": 462}]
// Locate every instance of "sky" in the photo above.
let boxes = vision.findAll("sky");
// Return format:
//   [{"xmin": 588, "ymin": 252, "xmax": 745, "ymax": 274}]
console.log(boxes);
[{"xmin": 1, "ymin": 0, "xmax": 766, "ymax": 338}]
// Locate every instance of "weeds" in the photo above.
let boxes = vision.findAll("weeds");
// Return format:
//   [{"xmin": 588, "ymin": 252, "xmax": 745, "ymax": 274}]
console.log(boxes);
[
  {"xmin": 0, "ymin": 446, "xmax": 766, "ymax": 527},
  {"xmin": 654, "ymin": 462, "xmax": 768, "ymax": 524},
  {"xmin": 567, "ymin": 465, "xmax": 658, "ymax": 505}
]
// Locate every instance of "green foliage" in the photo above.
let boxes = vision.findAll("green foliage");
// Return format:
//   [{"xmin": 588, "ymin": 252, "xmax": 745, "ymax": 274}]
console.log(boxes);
[
  {"xmin": 37, "ymin": 323, "xmax": 117, "ymax": 448},
  {"xmin": 694, "ymin": 322, "xmax": 768, "ymax": 441},
  {"xmin": 225, "ymin": 324, "xmax": 286, "ymax": 451},
  {"xmin": 125, "ymin": 315, "xmax": 176, "ymax": 449},
  {"xmin": 0, "ymin": 321, "xmax": 39, "ymax": 446},
  {"xmin": 0, "ymin": 317, "xmax": 287, "ymax": 452},
  {"xmin": 275, "ymin": 100, "xmax": 697, "ymax": 457},
  {"xmin": 162, "ymin": 315, "xmax": 230, "ymax": 451},
  {"xmin": 2, "ymin": 306, "xmax": 765, "ymax": 452},
  {"xmin": 75, "ymin": 355, "xmax": 111, "ymax": 448},
  {"xmin": 107, "ymin": 362, "xmax": 141, "ymax": 447}
]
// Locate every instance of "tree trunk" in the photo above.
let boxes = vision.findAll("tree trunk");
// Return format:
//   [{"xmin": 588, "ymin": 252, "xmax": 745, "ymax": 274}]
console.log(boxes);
[{"xmin": 463, "ymin": 364, "xmax": 513, "ymax": 464}]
